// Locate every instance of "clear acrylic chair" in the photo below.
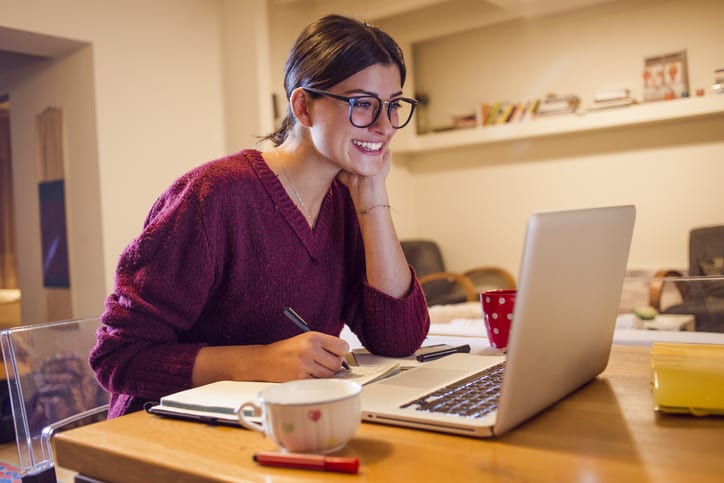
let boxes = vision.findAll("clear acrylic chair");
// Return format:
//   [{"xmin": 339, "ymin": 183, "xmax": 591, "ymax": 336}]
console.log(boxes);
[{"xmin": 1, "ymin": 317, "xmax": 109, "ymax": 483}]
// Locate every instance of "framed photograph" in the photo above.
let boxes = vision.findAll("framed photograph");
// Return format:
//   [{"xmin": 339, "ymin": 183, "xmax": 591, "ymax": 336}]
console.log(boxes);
[
  {"xmin": 643, "ymin": 50, "xmax": 689, "ymax": 102},
  {"xmin": 38, "ymin": 180, "xmax": 70, "ymax": 288}
]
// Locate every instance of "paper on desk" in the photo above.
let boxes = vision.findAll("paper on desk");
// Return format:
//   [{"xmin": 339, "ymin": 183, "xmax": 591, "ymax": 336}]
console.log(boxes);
[
  {"xmin": 333, "ymin": 362, "xmax": 402, "ymax": 384},
  {"xmin": 428, "ymin": 318, "xmax": 487, "ymax": 337},
  {"xmin": 350, "ymin": 349, "xmax": 420, "ymax": 370},
  {"xmin": 428, "ymin": 301, "xmax": 482, "ymax": 323},
  {"xmin": 340, "ymin": 323, "xmax": 498, "ymax": 367}
]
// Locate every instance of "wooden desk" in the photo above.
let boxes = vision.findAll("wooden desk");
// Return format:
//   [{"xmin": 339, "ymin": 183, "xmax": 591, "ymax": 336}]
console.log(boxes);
[{"xmin": 54, "ymin": 346, "xmax": 724, "ymax": 482}]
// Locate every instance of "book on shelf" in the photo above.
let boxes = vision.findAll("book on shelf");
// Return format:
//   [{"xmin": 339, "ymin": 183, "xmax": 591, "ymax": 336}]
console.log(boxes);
[
  {"xmin": 535, "ymin": 94, "xmax": 581, "ymax": 116},
  {"xmin": 522, "ymin": 99, "xmax": 540, "ymax": 121},
  {"xmin": 714, "ymin": 67, "xmax": 724, "ymax": 94},
  {"xmin": 452, "ymin": 113, "xmax": 477, "ymax": 128},
  {"xmin": 593, "ymin": 88, "xmax": 631, "ymax": 103},
  {"xmin": 586, "ymin": 97, "xmax": 637, "ymax": 111},
  {"xmin": 495, "ymin": 103, "xmax": 515, "ymax": 124},
  {"xmin": 485, "ymin": 101, "xmax": 503, "ymax": 125},
  {"xmin": 478, "ymin": 102, "xmax": 494, "ymax": 125},
  {"xmin": 480, "ymin": 101, "xmax": 530, "ymax": 125},
  {"xmin": 508, "ymin": 102, "xmax": 529, "ymax": 123},
  {"xmin": 535, "ymin": 106, "xmax": 578, "ymax": 116},
  {"xmin": 587, "ymin": 86, "xmax": 637, "ymax": 111}
]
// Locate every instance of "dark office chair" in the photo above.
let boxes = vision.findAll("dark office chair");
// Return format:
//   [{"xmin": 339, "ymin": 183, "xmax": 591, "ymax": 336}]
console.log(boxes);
[
  {"xmin": 401, "ymin": 239, "xmax": 515, "ymax": 306},
  {"xmin": 1, "ymin": 317, "xmax": 109, "ymax": 482},
  {"xmin": 649, "ymin": 225, "xmax": 724, "ymax": 332},
  {"xmin": 463, "ymin": 266, "xmax": 517, "ymax": 294}
]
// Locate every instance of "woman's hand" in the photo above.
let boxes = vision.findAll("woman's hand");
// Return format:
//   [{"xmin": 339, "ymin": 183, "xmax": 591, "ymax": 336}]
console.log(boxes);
[
  {"xmin": 335, "ymin": 150, "xmax": 411, "ymax": 298},
  {"xmin": 263, "ymin": 332, "xmax": 350, "ymax": 380},
  {"xmin": 336, "ymin": 149, "xmax": 391, "ymax": 211},
  {"xmin": 191, "ymin": 332, "xmax": 350, "ymax": 387}
]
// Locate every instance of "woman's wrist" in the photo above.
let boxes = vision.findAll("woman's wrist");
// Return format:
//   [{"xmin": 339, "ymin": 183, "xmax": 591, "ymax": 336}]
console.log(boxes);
[{"xmin": 358, "ymin": 203, "xmax": 393, "ymax": 215}]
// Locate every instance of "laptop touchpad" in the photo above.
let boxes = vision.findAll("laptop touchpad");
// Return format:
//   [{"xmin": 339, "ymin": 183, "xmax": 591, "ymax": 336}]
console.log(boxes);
[{"xmin": 377, "ymin": 368, "xmax": 468, "ymax": 389}]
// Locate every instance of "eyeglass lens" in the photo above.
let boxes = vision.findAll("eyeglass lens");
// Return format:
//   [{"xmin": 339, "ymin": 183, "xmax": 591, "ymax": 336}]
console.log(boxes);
[{"xmin": 349, "ymin": 97, "xmax": 415, "ymax": 128}]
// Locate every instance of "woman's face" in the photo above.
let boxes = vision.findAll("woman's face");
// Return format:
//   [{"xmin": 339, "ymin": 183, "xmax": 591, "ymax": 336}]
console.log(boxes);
[{"xmin": 306, "ymin": 63, "xmax": 405, "ymax": 176}]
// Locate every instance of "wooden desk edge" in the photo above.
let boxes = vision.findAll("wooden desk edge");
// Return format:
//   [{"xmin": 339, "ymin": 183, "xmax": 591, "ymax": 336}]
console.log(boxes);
[{"xmin": 53, "ymin": 346, "xmax": 724, "ymax": 482}]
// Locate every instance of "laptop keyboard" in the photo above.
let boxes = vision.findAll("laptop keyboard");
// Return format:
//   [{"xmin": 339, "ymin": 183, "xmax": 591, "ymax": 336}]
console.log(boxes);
[{"xmin": 399, "ymin": 361, "xmax": 506, "ymax": 419}]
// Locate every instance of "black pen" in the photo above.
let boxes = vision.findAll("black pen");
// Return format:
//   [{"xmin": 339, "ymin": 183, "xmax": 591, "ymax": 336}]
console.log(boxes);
[
  {"xmin": 416, "ymin": 344, "xmax": 471, "ymax": 362},
  {"xmin": 282, "ymin": 307, "xmax": 350, "ymax": 370}
]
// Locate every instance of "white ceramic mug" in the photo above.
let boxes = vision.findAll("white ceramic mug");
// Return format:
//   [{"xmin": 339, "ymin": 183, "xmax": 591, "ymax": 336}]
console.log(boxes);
[{"xmin": 235, "ymin": 379, "xmax": 362, "ymax": 454}]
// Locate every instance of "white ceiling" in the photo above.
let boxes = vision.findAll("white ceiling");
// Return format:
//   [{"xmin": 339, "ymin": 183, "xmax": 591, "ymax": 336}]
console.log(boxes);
[
  {"xmin": 0, "ymin": 49, "xmax": 44, "ymax": 72},
  {"xmin": 274, "ymin": 0, "xmax": 616, "ymax": 21},
  {"xmin": 272, "ymin": 0, "xmax": 620, "ymax": 43},
  {"xmin": 0, "ymin": 26, "xmax": 86, "ymax": 81},
  {"xmin": 1, "ymin": 0, "xmax": 618, "ymax": 87}
]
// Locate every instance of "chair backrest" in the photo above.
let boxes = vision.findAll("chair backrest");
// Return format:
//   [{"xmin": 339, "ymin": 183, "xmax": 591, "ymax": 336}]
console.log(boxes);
[
  {"xmin": 688, "ymin": 225, "xmax": 724, "ymax": 299},
  {"xmin": 464, "ymin": 267, "xmax": 517, "ymax": 294},
  {"xmin": 401, "ymin": 240, "xmax": 472, "ymax": 306},
  {"xmin": 1, "ymin": 317, "xmax": 109, "ymax": 481},
  {"xmin": 689, "ymin": 226, "xmax": 724, "ymax": 276},
  {"xmin": 400, "ymin": 240, "xmax": 446, "ymax": 278}
]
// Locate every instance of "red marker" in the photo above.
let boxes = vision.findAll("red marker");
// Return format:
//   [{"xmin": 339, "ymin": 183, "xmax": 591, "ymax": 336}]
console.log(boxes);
[{"xmin": 253, "ymin": 451, "xmax": 359, "ymax": 474}]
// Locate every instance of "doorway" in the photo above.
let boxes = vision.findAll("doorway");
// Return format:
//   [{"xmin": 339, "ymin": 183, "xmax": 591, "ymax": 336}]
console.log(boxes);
[
  {"xmin": 0, "ymin": 29, "xmax": 99, "ymax": 324},
  {"xmin": 0, "ymin": 96, "xmax": 21, "ymax": 326}
]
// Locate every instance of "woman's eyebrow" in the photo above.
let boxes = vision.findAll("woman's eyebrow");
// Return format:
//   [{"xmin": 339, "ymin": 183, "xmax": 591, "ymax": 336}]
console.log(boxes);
[{"xmin": 343, "ymin": 89, "xmax": 404, "ymax": 98}]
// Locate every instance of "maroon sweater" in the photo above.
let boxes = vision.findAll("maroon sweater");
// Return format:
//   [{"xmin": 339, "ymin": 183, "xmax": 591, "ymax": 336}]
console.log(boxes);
[{"xmin": 90, "ymin": 149, "xmax": 429, "ymax": 417}]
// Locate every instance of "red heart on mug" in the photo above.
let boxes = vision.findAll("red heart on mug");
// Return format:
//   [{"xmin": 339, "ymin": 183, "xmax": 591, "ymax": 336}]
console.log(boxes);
[{"xmin": 308, "ymin": 409, "xmax": 321, "ymax": 422}]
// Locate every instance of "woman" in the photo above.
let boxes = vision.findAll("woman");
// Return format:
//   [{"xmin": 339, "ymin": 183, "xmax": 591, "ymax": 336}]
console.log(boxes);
[{"xmin": 90, "ymin": 14, "xmax": 430, "ymax": 418}]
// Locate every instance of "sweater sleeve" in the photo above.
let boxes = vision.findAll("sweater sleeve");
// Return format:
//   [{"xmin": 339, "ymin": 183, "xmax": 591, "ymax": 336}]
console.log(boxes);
[
  {"xmin": 351, "ymin": 268, "xmax": 430, "ymax": 357},
  {"xmin": 332, "ymin": 182, "xmax": 430, "ymax": 357},
  {"xmin": 90, "ymin": 177, "xmax": 214, "ymax": 402}
]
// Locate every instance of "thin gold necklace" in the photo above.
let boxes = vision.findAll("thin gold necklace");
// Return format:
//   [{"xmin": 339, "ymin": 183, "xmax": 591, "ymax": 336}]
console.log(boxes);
[{"xmin": 274, "ymin": 149, "xmax": 314, "ymax": 227}]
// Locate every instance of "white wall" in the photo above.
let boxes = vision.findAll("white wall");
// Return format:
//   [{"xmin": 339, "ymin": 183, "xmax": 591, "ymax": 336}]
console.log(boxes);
[
  {"xmin": 399, "ymin": 0, "xmax": 724, "ymax": 277},
  {"xmin": 405, "ymin": 124, "xmax": 723, "ymax": 275},
  {"xmin": 1, "ymin": 0, "xmax": 722, "ymax": 323},
  {"xmin": 414, "ymin": 0, "xmax": 723, "ymax": 129},
  {"xmin": 0, "ymin": 0, "xmax": 254, "ymax": 322},
  {"xmin": 222, "ymin": 0, "xmax": 272, "ymax": 152},
  {"xmin": 4, "ymin": 47, "xmax": 105, "ymax": 322}
]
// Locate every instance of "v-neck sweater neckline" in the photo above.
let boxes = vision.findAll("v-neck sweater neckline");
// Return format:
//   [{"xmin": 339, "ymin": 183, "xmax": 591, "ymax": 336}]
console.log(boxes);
[{"xmin": 250, "ymin": 149, "xmax": 334, "ymax": 260}]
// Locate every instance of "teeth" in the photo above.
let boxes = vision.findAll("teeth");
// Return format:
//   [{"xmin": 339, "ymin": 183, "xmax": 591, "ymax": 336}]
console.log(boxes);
[{"xmin": 353, "ymin": 140, "xmax": 382, "ymax": 151}]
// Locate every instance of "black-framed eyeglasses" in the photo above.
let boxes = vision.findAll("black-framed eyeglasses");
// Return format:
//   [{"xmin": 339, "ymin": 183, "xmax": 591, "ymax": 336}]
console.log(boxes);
[{"xmin": 303, "ymin": 87, "xmax": 418, "ymax": 129}]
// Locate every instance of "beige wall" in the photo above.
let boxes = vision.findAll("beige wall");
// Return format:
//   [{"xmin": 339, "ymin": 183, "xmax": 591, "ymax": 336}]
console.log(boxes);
[
  {"xmin": 0, "ymin": 0, "xmax": 260, "ymax": 323},
  {"xmin": 395, "ymin": 0, "xmax": 724, "ymax": 277},
  {"xmin": 269, "ymin": 0, "xmax": 724, "ymax": 278},
  {"xmin": 413, "ymin": 0, "xmax": 723, "ymax": 129},
  {"xmin": 1, "ymin": 0, "xmax": 722, "ymax": 323},
  {"xmin": 405, "ymin": 125, "xmax": 723, "ymax": 276},
  {"xmin": 222, "ymin": 0, "xmax": 272, "ymax": 152},
  {"xmin": 4, "ymin": 47, "xmax": 104, "ymax": 322}
]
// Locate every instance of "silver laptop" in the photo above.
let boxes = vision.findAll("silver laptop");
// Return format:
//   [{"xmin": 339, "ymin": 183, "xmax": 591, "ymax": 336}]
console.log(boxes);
[{"xmin": 361, "ymin": 205, "xmax": 636, "ymax": 437}]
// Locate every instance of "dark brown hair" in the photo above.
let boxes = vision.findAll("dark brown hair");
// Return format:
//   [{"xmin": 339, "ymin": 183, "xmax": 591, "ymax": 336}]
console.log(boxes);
[{"xmin": 262, "ymin": 14, "xmax": 407, "ymax": 146}]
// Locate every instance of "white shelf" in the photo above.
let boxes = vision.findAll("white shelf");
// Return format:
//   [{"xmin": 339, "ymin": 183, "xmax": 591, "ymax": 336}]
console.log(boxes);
[{"xmin": 395, "ymin": 95, "xmax": 724, "ymax": 154}]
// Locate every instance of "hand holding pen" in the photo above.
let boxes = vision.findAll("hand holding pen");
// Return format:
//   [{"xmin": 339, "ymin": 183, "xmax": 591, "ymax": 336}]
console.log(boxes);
[{"xmin": 283, "ymin": 307, "xmax": 350, "ymax": 370}]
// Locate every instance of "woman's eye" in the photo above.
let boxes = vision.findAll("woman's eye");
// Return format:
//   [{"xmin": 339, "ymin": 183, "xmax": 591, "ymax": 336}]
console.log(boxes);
[{"xmin": 353, "ymin": 100, "xmax": 373, "ymax": 109}]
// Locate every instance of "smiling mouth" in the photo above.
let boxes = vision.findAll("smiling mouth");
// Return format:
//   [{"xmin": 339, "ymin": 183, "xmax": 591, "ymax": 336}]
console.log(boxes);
[{"xmin": 352, "ymin": 140, "xmax": 383, "ymax": 152}]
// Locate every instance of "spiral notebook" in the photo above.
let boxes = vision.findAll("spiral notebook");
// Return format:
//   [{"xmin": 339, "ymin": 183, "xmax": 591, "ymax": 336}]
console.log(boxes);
[{"xmin": 146, "ymin": 361, "xmax": 400, "ymax": 425}]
